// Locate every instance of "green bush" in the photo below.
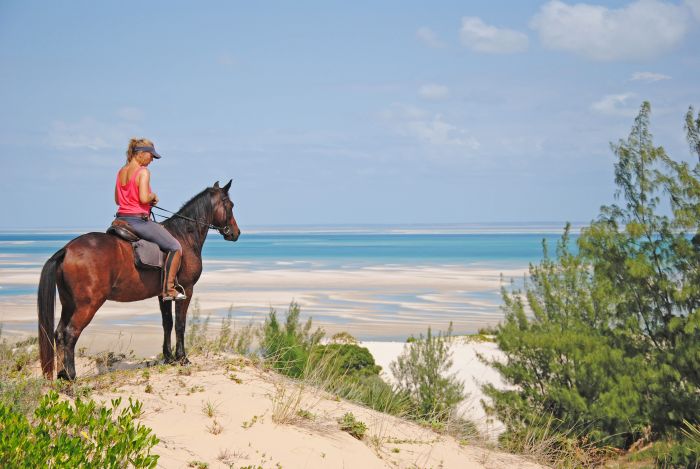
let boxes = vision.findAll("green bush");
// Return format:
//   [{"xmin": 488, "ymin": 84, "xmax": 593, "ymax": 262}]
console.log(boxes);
[
  {"xmin": 309, "ymin": 343, "xmax": 381, "ymax": 378},
  {"xmin": 310, "ymin": 345, "xmax": 413, "ymax": 416},
  {"xmin": 215, "ymin": 308, "xmax": 255, "ymax": 356},
  {"xmin": 0, "ymin": 390, "xmax": 159, "ymax": 468},
  {"xmin": 260, "ymin": 301, "xmax": 324, "ymax": 378},
  {"xmin": 338, "ymin": 374, "xmax": 413, "ymax": 416},
  {"xmin": 258, "ymin": 307, "xmax": 415, "ymax": 417},
  {"xmin": 0, "ymin": 330, "xmax": 44, "ymax": 417},
  {"xmin": 338, "ymin": 412, "xmax": 367, "ymax": 440},
  {"xmin": 390, "ymin": 324, "xmax": 465, "ymax": 422},
  {"xmin": 184, "ymin": 299, "xmax": 211, "ymax": 355}
]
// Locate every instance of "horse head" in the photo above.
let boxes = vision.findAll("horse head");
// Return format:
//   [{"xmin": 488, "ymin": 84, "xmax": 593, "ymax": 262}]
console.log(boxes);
[{"xmin": 212, "ymin": 179, "xmax": 240, "ymax": 242}]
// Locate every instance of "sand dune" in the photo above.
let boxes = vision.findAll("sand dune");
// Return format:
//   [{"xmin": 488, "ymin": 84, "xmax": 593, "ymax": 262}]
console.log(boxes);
[{"xmin": 69, "ymin": 353, "xmax": 544, "ymax": 469}]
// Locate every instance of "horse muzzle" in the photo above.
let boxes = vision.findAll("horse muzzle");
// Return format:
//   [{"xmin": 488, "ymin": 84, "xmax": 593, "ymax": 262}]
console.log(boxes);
[{"xmin": 219, "ymin": 225, "xmax": 240, "ymax": 242}]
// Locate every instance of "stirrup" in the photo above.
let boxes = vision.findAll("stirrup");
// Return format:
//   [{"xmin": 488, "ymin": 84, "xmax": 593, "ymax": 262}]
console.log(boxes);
[{"xmin": 163, "ymin": 284, "xmax": 187, "ymax": 301}]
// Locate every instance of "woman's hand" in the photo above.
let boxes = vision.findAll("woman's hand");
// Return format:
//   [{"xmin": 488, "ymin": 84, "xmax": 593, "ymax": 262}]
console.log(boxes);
[{"xmin": 150, "ymin": 193, "xmax": 159, "ymax": 206}]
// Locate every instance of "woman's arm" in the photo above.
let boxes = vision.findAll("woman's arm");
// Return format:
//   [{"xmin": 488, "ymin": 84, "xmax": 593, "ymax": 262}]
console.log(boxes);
[
  {"xmin": 137, "ymin": 169, "xmax": 158, "ymax": 205},
  {"xmin": 114, "ymin": 185, "xmax": 119, "ymax": 205}
]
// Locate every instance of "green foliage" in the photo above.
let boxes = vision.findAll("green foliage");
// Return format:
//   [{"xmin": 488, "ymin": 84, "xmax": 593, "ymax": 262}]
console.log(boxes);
[
  {"xmin": 330, "ymin": 331, "xmax": 358, "ymax": 344},
  {"xmin": 390, "ymin": 324, "xmax": 465, "ymax": 422},
  {"xmin": 185, "ymin": 302, "xmax": 256, "ymax": 357},
  {"xmin": 337, "ymin": 412, "xmax": 367, "ymax": 439},
  {"xmin": 185, "ymin": 298, "xmax": 211, "ymax": 355},
  {"xmin": 0, "ymin": 390, "xmax": 159, "ymax": 468},
  {"xmin": 309, "ymin": 343, "xmax": 413, "ymax": 416},
  {"xmin": 0, "ymin": 330, "xmax": 44, "ymax": 417},
  {"xmin": 487, "ymin": 102, "xmax": 700, "ymax": 456},
  {"xmin": 215, "ymin": 308, "xmax": 256, "ymax": 356},
  {"xmin": 260, "ymin": 301, "xmax": 324, "ymax": 378},
  {"xmin": 629, "ymin": 426, "xmax": 700, "ymax": 469},
  {"xmin": 665, "ymin": 420, "xmax": 700, "ymax": 468},
  {"xmin": 309, "ymin": 343, "xmax": 381, "ymax": 378}
]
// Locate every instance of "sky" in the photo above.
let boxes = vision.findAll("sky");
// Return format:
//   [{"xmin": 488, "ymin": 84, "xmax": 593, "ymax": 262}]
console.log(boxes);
[{"xmin": 1, "ymin": 0, "xmax": 699, "ymax": 229}]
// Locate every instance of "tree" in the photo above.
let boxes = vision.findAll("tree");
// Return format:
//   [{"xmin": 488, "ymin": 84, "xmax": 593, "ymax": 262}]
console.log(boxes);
[{"xmin": 579, "ymin": 102, "xmax": 700, "ymax": 434}]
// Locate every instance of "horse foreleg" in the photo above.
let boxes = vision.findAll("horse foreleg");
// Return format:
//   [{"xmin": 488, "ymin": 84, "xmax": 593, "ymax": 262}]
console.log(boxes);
[
  {"xmin": 159, "ymin": 297, "xmax": 174, "ymax": 363},
  {"xmin": 174, "ymin": 290, "xmax": 193, "ymax": 365}
]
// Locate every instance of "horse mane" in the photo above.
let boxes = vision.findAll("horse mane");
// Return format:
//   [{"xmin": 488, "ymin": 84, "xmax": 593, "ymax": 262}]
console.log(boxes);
[{"xmin": 162, "ymin": 187, "xmax": 215, "ymax": 241}]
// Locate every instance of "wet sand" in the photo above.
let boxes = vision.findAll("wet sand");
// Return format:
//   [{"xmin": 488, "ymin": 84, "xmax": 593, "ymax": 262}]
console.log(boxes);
[{"xmin": 0, "ymin": 261, "xmax": 527, "ymax": 356}]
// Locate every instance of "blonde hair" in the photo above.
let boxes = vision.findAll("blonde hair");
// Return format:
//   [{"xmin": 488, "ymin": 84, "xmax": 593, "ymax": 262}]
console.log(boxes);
[{"xmin": 126, "ymin": 138, "xmax": 154, "ymax": 163}]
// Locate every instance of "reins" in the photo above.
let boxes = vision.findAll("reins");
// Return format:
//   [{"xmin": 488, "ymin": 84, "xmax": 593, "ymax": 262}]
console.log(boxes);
[{"xmin": 151, "ymin": 205, "xmax": 231, "ymax": 234}]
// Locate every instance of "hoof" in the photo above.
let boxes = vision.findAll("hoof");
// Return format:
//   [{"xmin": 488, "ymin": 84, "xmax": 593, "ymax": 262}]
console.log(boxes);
[
  {"xmin": 57, "ymin": 369, "xmax": 74, "ymax": 381},
  {"xmin": 163, "ymin": 355, "xmax": 175, "ymax": 365},
  {"xmin": 177, "ymin": 356, "xmax": 191, "ymax": 366}
]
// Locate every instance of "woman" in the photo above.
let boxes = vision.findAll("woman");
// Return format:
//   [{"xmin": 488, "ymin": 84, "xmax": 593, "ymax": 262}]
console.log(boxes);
[{"xmin": 115, "ymin": 138, "xmax": 186, "ymax": 301}]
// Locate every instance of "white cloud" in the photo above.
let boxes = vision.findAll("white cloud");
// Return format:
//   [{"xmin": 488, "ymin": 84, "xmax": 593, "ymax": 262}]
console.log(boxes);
[
  {"xmin": 591, "ymin": 93, "xmax": 638, "ymax": 116},
  {"xmin": 217, "ymin": 52, "xmax": 236, "ymax": 66},
  {"xmin": 416, "ymin": 27, "xmax": 446, "ymax": 48},
  {"xmin": 631, "ymin": 71, "xmax": 672, "ymax": 82},
  {"xmin": 49, "ymin": 116, "xmax": 138, "ymax": 151},
  {"xmin": 459, "ymin": 17, "xmax": 529, "ymax": 54},
  {"xmin": 382, "ymin": 104, "xmax": 480, "ymax": 149},
  {"xmin": 686, "ymin": 0, "xmax": 700, "ymax": 20},
  {"xmin": 419, "ymin": 84, "xmax": 450, "ymax": 100},
  {"xmin": 116, "ymin": 107, "xmax": 144, "ymax": 121},
  {"xmin": 531, "ymin": 0, "xmax": 689, "ymax": 61}
]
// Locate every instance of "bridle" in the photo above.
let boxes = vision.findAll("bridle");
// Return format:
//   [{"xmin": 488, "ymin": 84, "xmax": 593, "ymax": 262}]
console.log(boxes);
[{"xmin": 152, "ymin": 204, "xmax": 234, "ymax": 236}]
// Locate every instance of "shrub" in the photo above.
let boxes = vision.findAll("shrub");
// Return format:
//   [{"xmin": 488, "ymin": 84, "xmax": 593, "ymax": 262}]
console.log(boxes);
[
  {"xmin": 215, "ymin": 308, "xmax": 255, "ymax": 356},
  {"xmin": 0, "ymin": 391, "xmax": 159, "ymax": 468},
  {"xmin": 259, "ymin": 306, "xmax": 414, "ymax": 419},
  {"xmin": 0, "ymin": 330, "xmax": 44, "ymax": 417},
  {"xmin": 338, "ymin": 412, "xmax": 367, "ymax": 439},
  {"xmin": 330, "ymin": 331, "xmax": 358, "ymax": 344},
  {"xmin": 309, "ymin": 343, "xmax": 381, "ymax": 378},
  {"xmin": 185, "ymin": 299, "xmax": 211, "ymax": 355},
  {"xmin": 305, "ymin": 340, "xmax": 413, "ymax": 416},
  {"xmin": 390, "ymin": 324, "xmax": 465, "ymax": 422},
  {"xmin": 260, "ymin": 302, "xmax": 324, "ymax": 378}
]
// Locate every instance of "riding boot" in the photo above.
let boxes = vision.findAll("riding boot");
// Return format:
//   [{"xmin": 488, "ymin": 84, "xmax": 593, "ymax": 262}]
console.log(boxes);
[{"xmin": 162, "ymin": 251, "xmax": 187, "ymax": 301}]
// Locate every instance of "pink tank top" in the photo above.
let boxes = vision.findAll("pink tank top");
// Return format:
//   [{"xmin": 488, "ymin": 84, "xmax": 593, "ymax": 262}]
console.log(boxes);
[{"xmin": 116, "ymin": 166, "xmax": 152, "ymax": 215}]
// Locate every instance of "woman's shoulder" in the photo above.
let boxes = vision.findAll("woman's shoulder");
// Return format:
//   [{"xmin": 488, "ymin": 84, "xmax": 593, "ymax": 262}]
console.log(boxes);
[{"xmin": 135, "ymin": 166, "xmax": 150, "ymax": 183}]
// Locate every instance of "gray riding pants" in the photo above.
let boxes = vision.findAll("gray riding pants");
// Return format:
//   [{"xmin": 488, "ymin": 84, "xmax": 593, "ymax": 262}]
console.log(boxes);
[{"xmin": 117, "ymin": 216, "xmax": 182, "ymax": 253}]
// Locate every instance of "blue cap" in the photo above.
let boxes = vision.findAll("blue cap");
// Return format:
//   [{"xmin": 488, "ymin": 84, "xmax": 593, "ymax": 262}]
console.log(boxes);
[{"xmin": 133, "ymin": 145, "xmax": 162, "ymax": 159}]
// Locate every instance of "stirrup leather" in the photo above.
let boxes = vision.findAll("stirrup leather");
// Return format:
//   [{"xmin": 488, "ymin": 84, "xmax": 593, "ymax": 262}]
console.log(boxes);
[{"xmin": 162, "ymin": 251, "xmax": 187, "ymax": 301}]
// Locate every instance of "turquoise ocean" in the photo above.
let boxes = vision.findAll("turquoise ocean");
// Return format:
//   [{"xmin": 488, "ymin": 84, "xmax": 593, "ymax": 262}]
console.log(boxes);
[{"xmin": 0, "ymin": 225, "xmax": 580, "ymax": 340}]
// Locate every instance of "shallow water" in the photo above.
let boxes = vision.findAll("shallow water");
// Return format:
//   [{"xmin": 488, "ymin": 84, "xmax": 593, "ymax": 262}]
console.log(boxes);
[{"xmin": 0, "ymin": 227, "xmax": 575, "ymax": 341}]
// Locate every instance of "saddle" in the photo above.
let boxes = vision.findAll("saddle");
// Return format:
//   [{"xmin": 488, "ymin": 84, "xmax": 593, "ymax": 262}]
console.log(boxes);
[{"xmin": 106, "ymin": 219, "xmax": 165, "ymax": 270}]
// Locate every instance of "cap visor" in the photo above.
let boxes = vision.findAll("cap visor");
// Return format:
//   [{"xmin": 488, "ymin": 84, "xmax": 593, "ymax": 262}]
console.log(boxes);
[{"xmin": 151, "ymin": 150, "xmax": 162, "ymax": 159}]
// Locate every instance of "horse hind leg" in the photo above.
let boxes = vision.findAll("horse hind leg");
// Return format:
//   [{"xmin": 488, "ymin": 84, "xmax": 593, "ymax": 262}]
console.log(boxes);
[
  {"xmin": 57, "ymin": 301, "xmax": 104, "ymax": 381},
  {"xmin": 54, "ymin": 284, "xmax": 75, "ymax": 380}
]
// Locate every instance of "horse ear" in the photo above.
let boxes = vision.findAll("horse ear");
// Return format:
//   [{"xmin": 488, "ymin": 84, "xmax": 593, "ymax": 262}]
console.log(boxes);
[
  {"xmin": 223, "ymin": 179, "xmax": 232, "ymax": 193},
  {"xmin": 213, "ymin": 181, "xmax": 220, "ymax": 188}
]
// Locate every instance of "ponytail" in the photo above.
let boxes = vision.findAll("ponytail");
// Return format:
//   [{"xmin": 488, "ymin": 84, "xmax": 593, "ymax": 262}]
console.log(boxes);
[{"xmin": 125, "ymin": 137, "xmax": 154, "ymax": 163}]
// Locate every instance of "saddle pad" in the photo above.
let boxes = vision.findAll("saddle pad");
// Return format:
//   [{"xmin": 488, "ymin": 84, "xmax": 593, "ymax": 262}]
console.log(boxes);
[{"xmin": 133, "ymin": 239, "xmax": 165, "ymax": 270}]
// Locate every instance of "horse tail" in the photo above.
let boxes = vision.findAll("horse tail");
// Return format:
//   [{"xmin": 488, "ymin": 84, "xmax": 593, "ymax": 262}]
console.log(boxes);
[{"xmin": 38, "ymin": 248, "xmax": 65, "ymax": 379}]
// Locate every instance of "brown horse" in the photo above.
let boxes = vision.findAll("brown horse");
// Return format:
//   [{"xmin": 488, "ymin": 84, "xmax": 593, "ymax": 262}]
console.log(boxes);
[{"xmin": 38, "ymin": 180, "xmax": 240, "ymax": 380}]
